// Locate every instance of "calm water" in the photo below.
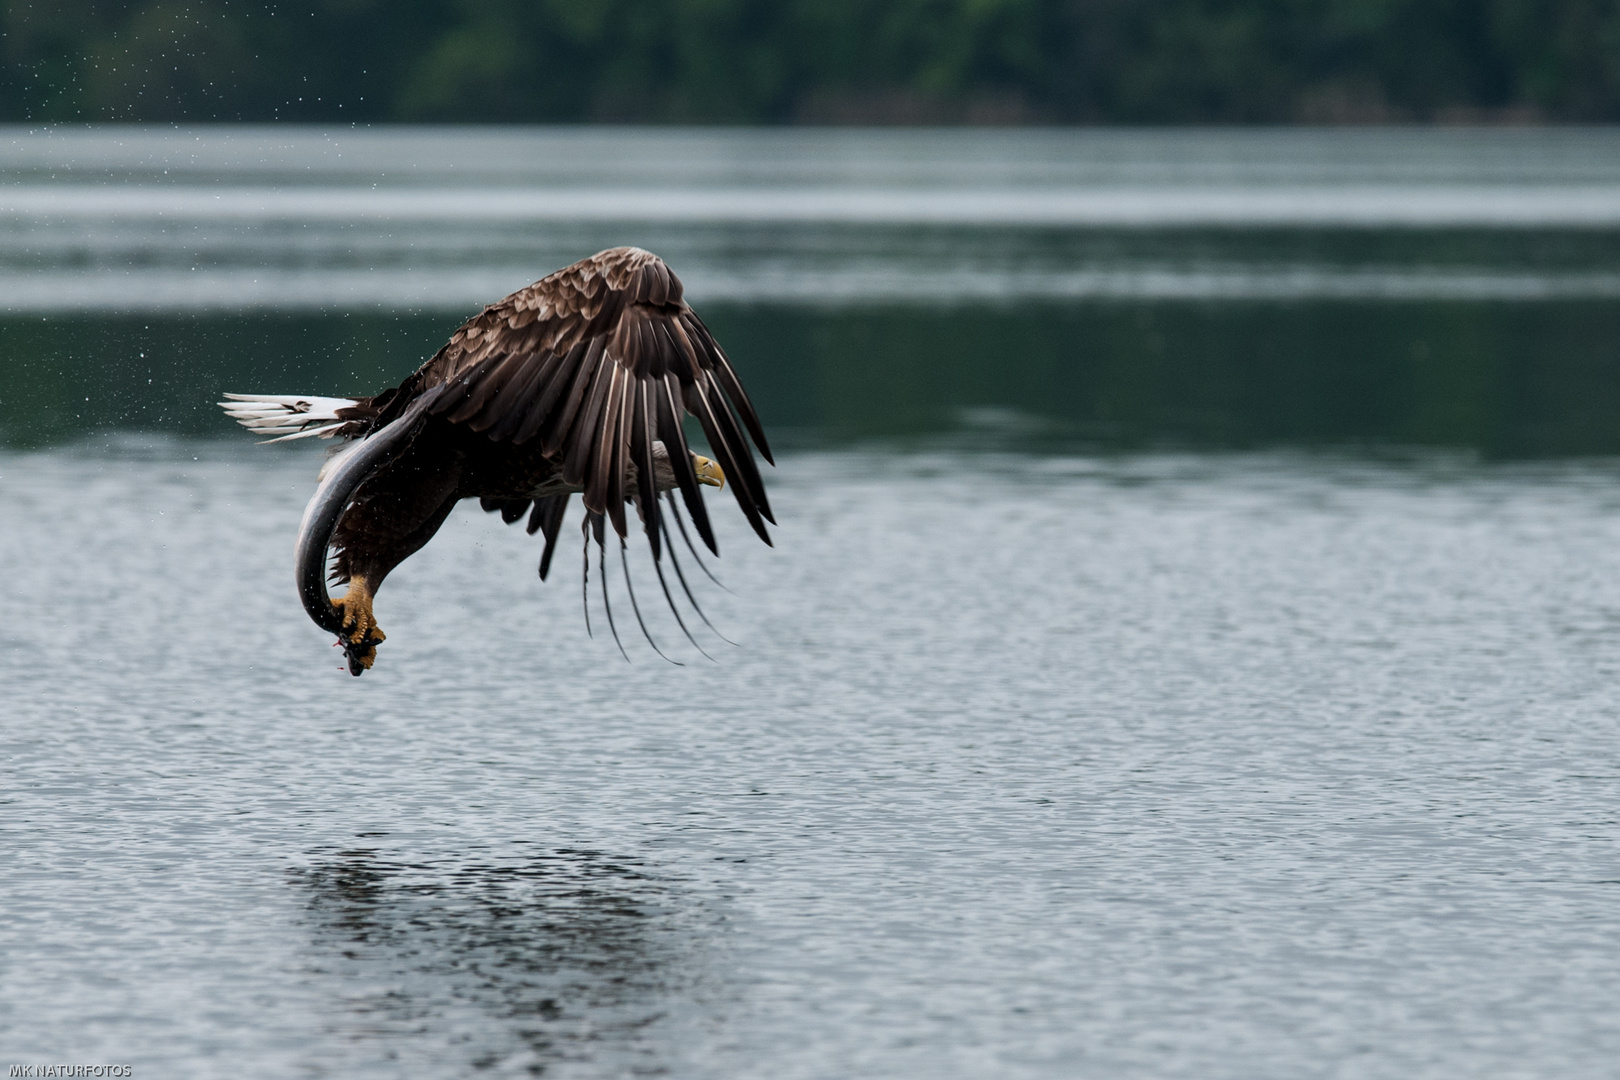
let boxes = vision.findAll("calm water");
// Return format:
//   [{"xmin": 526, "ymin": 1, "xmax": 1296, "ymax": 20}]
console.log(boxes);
[
  {"xmin": 5, "ymin": 128, "xmax": 1620, "ymax": 1076},
  {"xmin": 6, "ymin": 126, "xmax": 1620, "ymax": 311},
  {"xmin": 8, "ymin": 127, "xmax": 1620, "ymax": 454}
]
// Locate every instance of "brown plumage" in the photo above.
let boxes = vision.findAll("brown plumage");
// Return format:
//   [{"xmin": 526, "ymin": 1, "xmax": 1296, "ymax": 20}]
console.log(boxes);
[{"xmin": 222, "ymin": 247, "xmax": 774, "ymax": 674}]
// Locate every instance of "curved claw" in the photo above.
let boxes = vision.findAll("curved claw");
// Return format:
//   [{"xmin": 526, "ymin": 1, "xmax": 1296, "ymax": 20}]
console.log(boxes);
[
  {"xmin": 332, "ymin": 577, "xmax": 385, "ymax": 675},
  {"xmin": 341, "ymin": 636, "xmax": 382, "ymax": 676}
]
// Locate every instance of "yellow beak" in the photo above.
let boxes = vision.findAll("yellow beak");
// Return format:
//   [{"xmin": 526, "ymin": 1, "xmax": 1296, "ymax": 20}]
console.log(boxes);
[{"xmin": 693, "ymin": 454, "xmax": 725, "ymax": 489}]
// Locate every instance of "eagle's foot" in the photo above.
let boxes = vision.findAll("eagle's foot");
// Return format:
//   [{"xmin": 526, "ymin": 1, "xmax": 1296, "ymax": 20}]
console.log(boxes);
[{"xmin": 332, "ymin": 577, "xmax": 385, "ymax": 676}]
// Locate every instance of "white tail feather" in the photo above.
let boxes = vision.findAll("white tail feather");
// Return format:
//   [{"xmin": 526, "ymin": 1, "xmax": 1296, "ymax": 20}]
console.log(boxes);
[{"xmin": 220, "ymin": 393, "xmax": 359, "ymax": 443}]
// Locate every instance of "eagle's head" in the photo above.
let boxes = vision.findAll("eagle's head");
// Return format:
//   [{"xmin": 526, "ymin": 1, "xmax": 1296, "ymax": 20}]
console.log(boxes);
[{"xmin": 650, "ymin": 440, "xmax": 724, "ymax": 491}]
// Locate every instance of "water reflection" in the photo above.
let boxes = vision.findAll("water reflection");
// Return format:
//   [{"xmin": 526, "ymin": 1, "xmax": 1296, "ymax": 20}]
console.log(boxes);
[
  {"xmin": 8, "ymin": 128, "xmax": 1620, "ymax": 460},
  {"xmin": 8, "ymin": 297, "xmax": 1620, "ymax": 456},
  {"xmin": 8, "ymin": 128, "xmax": 1620, "ymax": 314},
  {"xmin": 290, "ymin": 845, "xmax": 711, "ymax": 1076}
]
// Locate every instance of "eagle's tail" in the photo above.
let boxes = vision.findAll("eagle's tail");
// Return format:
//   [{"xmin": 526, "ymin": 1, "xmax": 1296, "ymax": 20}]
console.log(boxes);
[{"xmin": 219, "ymin": 393, "xmax": 360, "ymax": 443}]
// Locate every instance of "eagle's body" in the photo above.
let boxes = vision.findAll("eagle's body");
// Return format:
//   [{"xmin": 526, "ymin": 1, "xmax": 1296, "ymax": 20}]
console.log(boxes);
[{"xmin": 223, "ymin": 248, "xmax": 772, "ymax": 674}]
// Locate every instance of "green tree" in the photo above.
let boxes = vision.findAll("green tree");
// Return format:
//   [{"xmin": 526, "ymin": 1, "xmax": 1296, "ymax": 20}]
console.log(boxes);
[{"xmin": 4, "ymin": 0, "xmax": 1620, "ymax": 123}]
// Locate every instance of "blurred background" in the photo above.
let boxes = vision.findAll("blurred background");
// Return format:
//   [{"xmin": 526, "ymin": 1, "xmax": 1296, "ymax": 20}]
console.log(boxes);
[{"xmin": 7, "ymin": 0, "xmax": 1620, "ymax": 124}]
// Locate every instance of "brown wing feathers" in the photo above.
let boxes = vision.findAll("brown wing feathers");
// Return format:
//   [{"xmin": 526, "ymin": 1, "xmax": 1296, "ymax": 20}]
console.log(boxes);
[
  {"xmin": 630, "ymin": 380, "xmax": 661, "ymax": 560},
  {"xmin": 417, "ymin": 248, "xmax": 769, "ymax": 564},
  {"xmin": 655, "ymin": 371, "xmax": 714, "ymax": 551},
  {"xmin": 526, "ymin": 494, "xmax": 571, "ymax": 579}
]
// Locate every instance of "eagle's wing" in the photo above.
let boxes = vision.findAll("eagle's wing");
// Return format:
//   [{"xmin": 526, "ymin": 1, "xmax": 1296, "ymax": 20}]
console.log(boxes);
[{"xmin": 387, "ymin": 247, "xmax": 773, "ymax": 558}]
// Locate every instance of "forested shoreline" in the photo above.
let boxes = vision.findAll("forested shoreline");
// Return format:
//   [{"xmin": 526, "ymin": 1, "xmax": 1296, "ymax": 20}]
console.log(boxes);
[{"xmin": 4, "ymin": 1, "xmax": 1620, "ymax": 125}]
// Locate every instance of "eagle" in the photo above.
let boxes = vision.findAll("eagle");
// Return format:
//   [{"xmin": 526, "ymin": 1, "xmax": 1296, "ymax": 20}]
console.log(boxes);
[{"xmin": 221, "ymin": 247, "xmax": 774, "ymax": 675}]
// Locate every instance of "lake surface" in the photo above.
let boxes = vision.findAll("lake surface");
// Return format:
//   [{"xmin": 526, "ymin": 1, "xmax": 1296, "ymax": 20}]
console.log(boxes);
[
  {"xmin": 7, "ymin": 126, "xmax": 1620, "ymax": 311},
  {"xmin": 7, "ymin": 127, "xmax": 1620, "ymax": 454},
  {"xmin": 4, "ymin": 128, "xmax": 1620, "ymax": 1077},
  {"xmin": 6, "ymin": 444, "xmax": 1620, "ymax": 1078}
]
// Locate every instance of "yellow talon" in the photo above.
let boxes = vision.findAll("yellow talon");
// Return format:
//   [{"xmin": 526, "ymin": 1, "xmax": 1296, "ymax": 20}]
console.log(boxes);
[{"xmin": 331, "ymin": 576, "xmax": 385, "ymax": 672}]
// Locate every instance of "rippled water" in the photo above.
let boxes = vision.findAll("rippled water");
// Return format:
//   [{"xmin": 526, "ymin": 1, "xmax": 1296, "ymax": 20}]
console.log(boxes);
[{"xmin": 5, "ymin": 440, "xmax": 1620, "ymax": 1077}]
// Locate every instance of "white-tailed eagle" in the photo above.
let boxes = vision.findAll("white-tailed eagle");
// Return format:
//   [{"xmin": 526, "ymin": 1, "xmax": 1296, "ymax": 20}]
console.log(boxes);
[{"xmin": 222, "ymin": 248, "xmax": 774, "ymax": 674}]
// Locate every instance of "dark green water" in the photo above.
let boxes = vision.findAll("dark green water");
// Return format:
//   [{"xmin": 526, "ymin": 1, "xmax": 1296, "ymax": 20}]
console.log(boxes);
[
  {"xmin": 8, "ymin": 296, "xmax": 1620, "ymax": 456},
  {"xmin": 9, "ymin": 128, "xmax": 1620, "ymax": 457}
]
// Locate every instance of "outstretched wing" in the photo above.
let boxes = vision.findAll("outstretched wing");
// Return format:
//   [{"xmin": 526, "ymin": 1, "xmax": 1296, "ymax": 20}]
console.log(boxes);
[{"xmin": 383, "ymin": 247, "xmax": 773, "ymax": 559}]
